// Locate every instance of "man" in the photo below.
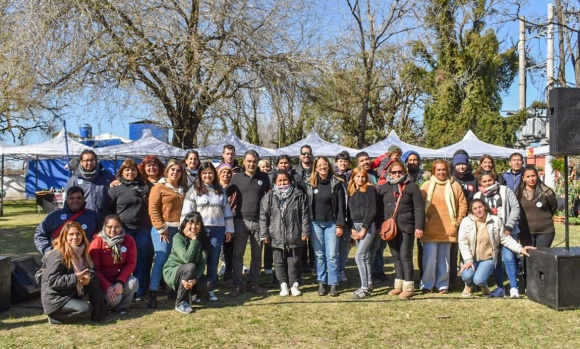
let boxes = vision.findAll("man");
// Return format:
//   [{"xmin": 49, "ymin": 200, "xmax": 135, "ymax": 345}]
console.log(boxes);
[
  {"xmin": 502, "ymin": 152, "xmax": 524, "ymax": 192},
  {"xmin": 295, "ymin": 145, "xmax": 313, "ymax": 182},
  {"xmin": 67, "ymin": 149, "xmax": 115, "ymax": 215},
  {"xmin": 229, "ymin": 150, "xmax": 271, "ymax": 296},
  {"xmin": 355, "ymin": 151, "xmax": 378, "ymax": 184},
  {"xmin": 34, "ymin": 186, "xmax": 102, "ymax": 255},
  {"xmin": 222, "ymin": 144, "xmax": 242, "ymax": 174},
  {"xmin": 402, "ymin": 150, "xmax": 431, "ymax": 277}
]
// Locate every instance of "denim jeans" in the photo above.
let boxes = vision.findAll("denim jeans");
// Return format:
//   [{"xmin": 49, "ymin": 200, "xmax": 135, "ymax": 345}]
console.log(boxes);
[
  {"xmin": 150, "ymin": 226, "xmax": 178, "ymax": 291},
  {"xmin": 338, "ymin": 227, "xmax": 352, "ymax": 271},
  {"xmin": 206, "ymin": 226, "xmax": 226, "ymax": 291},
  {"xmin": 420, "ymin": 242, "xmax": 451, "ymax": 291},
  {"xmin": 461, "ymin": 259, "xmax": 495, "ymax": 287},
  {"xmin": 125, "ymin": 227, "xmax": 154, "ymax": 296},
  {"xmin": 310, "ymin": 220, "xmax": 339, "ymax": 286},
  {"xmin": 106, "ymin": 276, "xmax": 139, "ymax": 311},
  {"xmin": 369, "ymin": 232, "xmax": 383, "ymax": 274},
  {"xmin": 353, "ymin": 222, "xmax": 375, "ymax": 289},
  {"xmin": 232, "ymin": 219, "xmax": 262, "ymax": 287},
  {"xmin": 493, "ymin": 227, "xmax": 519, "ymax": 289}
]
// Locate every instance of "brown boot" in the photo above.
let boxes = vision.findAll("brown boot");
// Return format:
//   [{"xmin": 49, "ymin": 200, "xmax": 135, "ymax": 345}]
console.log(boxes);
[
  {"xmin": 399, "ymin": 281, "xmax": 414, "ymax": 300},
  {"xmin": 388, "ymin": 278, "xmax": 403, "ymax": 296}
]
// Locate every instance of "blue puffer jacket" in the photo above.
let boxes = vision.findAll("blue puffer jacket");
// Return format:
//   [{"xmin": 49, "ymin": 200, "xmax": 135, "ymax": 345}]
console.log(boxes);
[{"xmin": 67, "ymin": 163, "xmax": 115, "ymax": 214}]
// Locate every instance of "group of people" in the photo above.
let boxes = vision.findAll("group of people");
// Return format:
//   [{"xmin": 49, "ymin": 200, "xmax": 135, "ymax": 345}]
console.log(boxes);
[{"xmin": 33, "ymin": 143, "xmax": 557, "ymax": 322}]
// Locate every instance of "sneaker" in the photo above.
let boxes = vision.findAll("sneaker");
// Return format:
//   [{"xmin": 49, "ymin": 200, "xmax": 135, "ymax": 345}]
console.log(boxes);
[
  {"xmin": 247, "ymin": 284, "xmax": 264, "ymax": 294},
  {"xmin": 338, "ymin": 270, "xmax": 347, "ymax": 282},
  {"xmin": 230, "ymin": 285, "xmax": 243, "ymax": 297},
  {"xmin": 208, "ymin": 291, "xmax": 218, "ymax": 301},
  {"xmin": 462, "ymin": 284, "xmax": 473, "ymax": 297},
  {"xmin": 218, "ymin": 263, "xmax": 226, "ymax": 277},
  {"xmin": 265, "ymin": 268, "xmax": 273, "ymax": 275},
  {"xmin": 352, "ymin": 288, "xmax": 371, "ymax": 300},
  {"xmin": 97, "ymin": 313, "xmax": 116, "ymax": 323},
  {"xmin": 290, "ymin": 282, "xmax": 302, "ymax": 296},
  {"xmin": 490, "ymin": 287, "xmax": 506, "ymax": 298},
  {"xmin": 481, "ymin": 285, "xmax": 491, "ymax": 298},
  {"xmin": 175, "ymin": 302, "xmax": 194, "ymax": 314},
  {"xmin": 47, "ymin": 316, "xmax": 62, "ymax": 324},
  {"xmin": 114, "ymin": 308, "xmax": 129, "ymax": 315},
  {"xmin": 279, "ymin": 282, "xmax": 289, "ymax": 297},
  {"xmin": 510, "ymin": 287, "xmax": 520, "ymax": 299},
  {"xmin": 243, "ymin": 265, "xmax": 250, "ymax": 274},
  {"xmin": 438, "ymin": 288, "xmax": 448, "ymax": 294}
]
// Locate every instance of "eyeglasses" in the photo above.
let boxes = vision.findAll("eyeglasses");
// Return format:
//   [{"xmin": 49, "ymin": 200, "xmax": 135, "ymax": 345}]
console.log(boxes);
[
  {"xmin": 81, "ymin": 159, "xmax": 96, "ymax": 163},
  {"xmin": 390, "ymin": 171, "xmax": 404, "ymax": 175},
  {"xmin": 301, "ymin": 152, "xmax": 311, "ymax": 156}
]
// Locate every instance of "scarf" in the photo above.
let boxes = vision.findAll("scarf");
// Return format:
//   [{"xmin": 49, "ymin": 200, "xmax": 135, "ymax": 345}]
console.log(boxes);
[
  {"xmin": 479, "ymin": 182, "xmax": 500, "ymax": 197},
  {"xmin": 273, "ymin": 184, "xmax": 294, "ymax": 214},
  {"xmin": 98, "ymin": 230, "xmax": 126, "ymax": 264},
  {"xmin": 452, "ymin": 169, "xmax": 475, "ymax": 182},
  {"xmin": 120, "ymin": 177, "xmax": 147, "ymax": 198},
  {"xmin": 79, "ymin": 164, "xmax": 98, "ymax": 181},
  {"xmin": 387, "ymin": 174, "xmax": 408, "ymax": 186},
  {"xmin": 159, "ymin": 178, "xmax": 184, "ymax": 195},
  {"xmin": 71, "ymin": 244, "xmax": 87, "ymax": 296},
  {"xmin": 424, "ymin": 176, "xmax": 458, "ymax": 227}
]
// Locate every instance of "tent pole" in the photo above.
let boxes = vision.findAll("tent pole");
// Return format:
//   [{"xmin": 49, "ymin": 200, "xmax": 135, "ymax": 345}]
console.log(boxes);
[
  {"xmin": 35, "ymin": 155, "xmax": 39, "ymax": 192},
  {"xmin": 64, "ymin": 120, "xmax": 71, "ymax": 178}
]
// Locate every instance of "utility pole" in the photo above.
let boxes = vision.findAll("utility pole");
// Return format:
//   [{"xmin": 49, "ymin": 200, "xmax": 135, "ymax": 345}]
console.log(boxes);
[
  {"xmin": 547, "ymin": 3, "xmax": 555, "ymax": 92},
  {"xmin": 519, "ymin": 16, "xmax": 526, "ymax": 110}
]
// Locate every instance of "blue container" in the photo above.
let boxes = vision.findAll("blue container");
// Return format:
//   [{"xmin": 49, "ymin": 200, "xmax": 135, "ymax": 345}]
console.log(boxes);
[{"xmin": 79, "ymin": 124, "xmax": 92, "ymax": 139}]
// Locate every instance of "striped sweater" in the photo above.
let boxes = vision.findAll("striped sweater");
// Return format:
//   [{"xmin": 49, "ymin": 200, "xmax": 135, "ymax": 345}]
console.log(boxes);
[{"xmin": 180, "ymin": 186, "xmax": 235, "ymax": 233}]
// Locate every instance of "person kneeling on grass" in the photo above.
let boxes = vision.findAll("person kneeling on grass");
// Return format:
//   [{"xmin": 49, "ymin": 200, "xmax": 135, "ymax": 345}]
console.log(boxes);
[
  {"xmin": 458, "ymin": 199, "xmax": 534, "ymax": 297},
  {"xmin": 163, "ymin": 212, "xmax": 212, "ymax": 314},
  {"xmin": 260, "ymin": 170, "xmax": 310, "ymax": 297}
]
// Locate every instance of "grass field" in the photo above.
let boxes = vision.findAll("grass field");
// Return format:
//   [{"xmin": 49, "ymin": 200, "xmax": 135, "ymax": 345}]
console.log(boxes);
[{"xmin": 1, "ymin": 200, "xmax": 580, "ymax": 349}]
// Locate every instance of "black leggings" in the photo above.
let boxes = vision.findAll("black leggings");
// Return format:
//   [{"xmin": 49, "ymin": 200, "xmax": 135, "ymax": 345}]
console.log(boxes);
[
  {"xmin": 531, "ymin": 233, "xmax": 555, "ymax": 248},
  {"xmin": 387, "ymin": 232, "xmax": 415, "ymax": 281}
]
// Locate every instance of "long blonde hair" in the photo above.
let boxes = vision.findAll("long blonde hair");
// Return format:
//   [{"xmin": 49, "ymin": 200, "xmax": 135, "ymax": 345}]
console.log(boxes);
[
  {"xmin": 347, "ymin": 167, "xmax": 372, "ymax": 196},
  {"xmin": 51, "ymin": 221, "xmax": 93, "ymax": 269}
]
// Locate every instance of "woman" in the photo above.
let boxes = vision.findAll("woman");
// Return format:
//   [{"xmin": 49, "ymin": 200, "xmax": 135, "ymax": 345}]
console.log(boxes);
[
  {"xmin": 148, "ymin": 159, "xmax": 186, "ymax": 308},
  {"xmin": 420, "ymin": 159, "xmax": 468, "ymax": 294},
  {"xmin": 184, "ymin": 150, "xmax": 200, "ymax": 190},
  {"xmin": 216, "ymin": 163, "xmax": 236, "ymax": 285},
  {"xmin": 138, "ymin": 155, "xmax": 166, "ymax": 188},
  {"xmin": 181, "ymin": 162, "xmax": 234, "ymax": 301},
  {"xmin": 275, "ymin": 154, "xmax": 303, "ymax": 190},
  {"xmin": 515, "ymin": 166, "xmax": 558, "ymax": 248},
  {"xmin": 379, "ymin": 161, "xmax": 425, "ymax": 300},
  {"xmin": 163, "ymin": 212, "xmax": 211, "ymax": 314},
  {"xmin": 458, "ymin": 199, "xmax": 534, "ymax": 297},
  {"xmin": 89, "ymin": 215, "xmax": 139, "ymax": 313},
  {"xmin": 347, "ymin": 167, "xmax": 377, "ymax": 299},
  {"xmin": 40, "ymin": 222, "xmax": 111, "ymax": 324},
  {"xmin": 306, "ymin": 156, "xmax": 346, "ymax": 297},
  {"xmin": 474, "ymin": 173, "xmax": 521, "ymax": 298},
  {"xmin": 474, "ymin": 154, "xmax": 504, "ymax": 185},
  {"xmin": 260, "ymin": 171, "xmax": 310, "ymax": 297},
  {"xmin": 106, "ymin": 159, "xmax": 152, "ymax": 301}
]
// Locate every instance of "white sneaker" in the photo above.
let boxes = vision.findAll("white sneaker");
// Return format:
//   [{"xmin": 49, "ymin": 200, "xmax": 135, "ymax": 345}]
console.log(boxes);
[
  {"xmin": 279, "ymin": 282, "xmax": 289, "ymax": 296},
  {"xmin": 208, "ymin": 291, "xmax": 218, "ymax": 301},
  {"xmin": 510, "ymin": 287, "xmax": 520, "ymax": 299},
  {"xmin": 264, "ymin": 268, "xmax": 273, "ymax": 275},
  {"xmin": 218, "ymin": 263, "xmax": 226, "ymax": 277},
  {"xmin": 338, "ymin": 270, "xmax": 347, "ymax": 282},
  {"xmin": 290, "ymin": 282, "xmax": 302, "ymax": 296},
  {"xmin": 243, "ymin": 265, "xmax": 250, "ymax": 274}
]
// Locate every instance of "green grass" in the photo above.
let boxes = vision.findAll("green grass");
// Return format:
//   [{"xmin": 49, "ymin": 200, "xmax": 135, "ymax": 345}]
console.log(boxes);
[{"xmin": 1, "ymin": 200, "xmax": 580, "ymax": 348}]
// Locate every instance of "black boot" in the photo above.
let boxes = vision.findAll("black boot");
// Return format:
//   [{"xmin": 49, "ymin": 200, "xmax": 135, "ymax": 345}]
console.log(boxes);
[
  {"xmin": 318, "ymin": 282, "xmax": 326, "ymax": 296},
  {"xmin": 329, "ymin": 285, "xmax": 338, "ymax": 297},
  {"xmin": 148, "ymin": 290, "xmax": 157, "ymax": 308}
]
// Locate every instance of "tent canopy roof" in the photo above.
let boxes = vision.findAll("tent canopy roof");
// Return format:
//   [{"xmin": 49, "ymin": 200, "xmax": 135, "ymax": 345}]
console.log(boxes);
[
  {"xmin": 437, "ymin": 130, "xmax": 526, "ymax": 158},
  {"xmin": 2, "ymin": 130, "xmax": 90, "ymax": 159},
  {"xmin": 194, "ymin": 130, "xmax": 276, "ymax": 159},
  {"xmin": 361, "ymin": 130, "xmax": 446, "ymax": 159},
  {"xmin": 275, "ymin": 130, "xmax": 359, "ymax": 157},
  {"xmin": 95, "ymin": 129, "xmax": 186, "ymax": 159}
]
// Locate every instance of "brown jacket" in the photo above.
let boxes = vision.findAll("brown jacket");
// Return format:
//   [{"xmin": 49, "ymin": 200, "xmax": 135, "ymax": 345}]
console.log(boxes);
[
  {"xmin": 420, "ymin": 179, "xmax": 468, "ymax": 243},
  {"xmin": 148, "ymin": 182, "xmax": 184, "ymax": 231}
]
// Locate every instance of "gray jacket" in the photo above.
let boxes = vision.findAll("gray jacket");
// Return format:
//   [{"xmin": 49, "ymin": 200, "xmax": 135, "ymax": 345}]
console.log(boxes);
[
  {"xmin": 473, "ymin": 185, "xmax": 520, "ymax": 232},
  {"xmin": 259, "ymin": 188, "xmax": 310, "ymax": 249}
]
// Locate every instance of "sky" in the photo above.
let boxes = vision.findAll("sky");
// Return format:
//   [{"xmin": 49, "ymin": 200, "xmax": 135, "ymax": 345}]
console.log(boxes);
[{"xmin": 5, "ymin": 1, "xmax": 556, "ymax": 146}]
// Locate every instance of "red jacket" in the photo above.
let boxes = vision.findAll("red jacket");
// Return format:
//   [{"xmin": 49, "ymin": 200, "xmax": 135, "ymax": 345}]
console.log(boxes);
[{"xmin": 89, "ymin": 234, "xmax": 137, "ymax": 292}]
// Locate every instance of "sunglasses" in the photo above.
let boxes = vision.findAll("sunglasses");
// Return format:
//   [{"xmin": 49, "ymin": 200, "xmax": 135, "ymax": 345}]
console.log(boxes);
[
  {"xmin": 301, "ymin": 152, "xmax": 311, "ymax": 156},
  {"xmin": 390, "ymin": 171, "xmax": 404, "ymax": 175}
]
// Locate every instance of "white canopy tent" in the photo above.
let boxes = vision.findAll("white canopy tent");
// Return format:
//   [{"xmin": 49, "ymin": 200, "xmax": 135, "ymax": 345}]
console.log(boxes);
[
  {"xmin": 361, "ymin": 130, "xmax": 446, "ymax": 158},
  {"xmin": 531, "ymin": 145, "xmax": 550, "ymax": 156},
  {"xmin": 437, "ymin": 130, "xmax": 526, "ymax": 158},
  {"xmin": 95, "ymin": 129, "xmax": 186, "ymax": 159},
  {"xmin": 2, "ymin": 130, "xmax": 91, "ymax": 159},
  {"xmin": 194, "ymin": 130, "xmax": 276, "ymax": 158},
  {"xmin": 275, "ymin": 130, "xmax": 359, "ymax": 157}
]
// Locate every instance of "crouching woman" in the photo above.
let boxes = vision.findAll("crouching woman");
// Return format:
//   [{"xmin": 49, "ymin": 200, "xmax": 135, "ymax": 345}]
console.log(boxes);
[
  {"xmin": 458, "ymin": 199, "xmax": 535, "ymax": 297},
  {"xmin": 163, "ymin": 212, "xmax": 212, "ymax": 314},
  {"xmin": 41, "ymin": 222, "xmax": 111, "ymax": 324}
]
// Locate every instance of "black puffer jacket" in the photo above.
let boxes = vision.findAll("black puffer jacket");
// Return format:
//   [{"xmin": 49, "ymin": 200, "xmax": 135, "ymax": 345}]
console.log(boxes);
[{"xmin": 259, "ymin": 188, "xmax": 311, "ymax": 249}]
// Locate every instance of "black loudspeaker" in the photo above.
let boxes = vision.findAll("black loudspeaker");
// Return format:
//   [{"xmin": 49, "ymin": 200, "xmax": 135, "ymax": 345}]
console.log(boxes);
[
  {"xmin": 0, "ymin": 256, "xmax": 11, "ymax": 312},
  {"xmin": 11, "ymin": 255, "xmax": 42, "ymax": 302},
  {"xmin": 526, "ymin": 247, "xmax": 580, "ymax": 310},
  {"xmin": 548, "ymin": 88, "xmax": 580, "ymax": 155}
]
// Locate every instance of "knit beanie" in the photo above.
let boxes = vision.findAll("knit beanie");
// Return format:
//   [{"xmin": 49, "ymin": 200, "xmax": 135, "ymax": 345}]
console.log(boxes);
[
  {"xmin": 388, "ymin": 145, "xmax": 402, "ymax": 154},
  {"xmin": 216, "ymin": 163, "xmax": 233, "ymax": 174},
  {"xmin": 402, "ymin": 150, "xmax": 420, "ymax": 164},
  {"xmin": 452, "ymin": 153, "xmax": 469, "ymax": 167}
]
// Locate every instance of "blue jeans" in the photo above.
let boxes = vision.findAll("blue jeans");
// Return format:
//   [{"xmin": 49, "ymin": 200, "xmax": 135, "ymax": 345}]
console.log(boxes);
[
  {"xmin": 125, "ymin": 226, "xmax": 154, "ymax": 296},
  {"xmin": 206, "ymin": 226, "xmax": 226, "ymax": 291},
  {"xmin": 493, "ymin": 226, "xmax": 519, "ymax": 289},
  {"xmin": 311, "ymin": 220, "xmax": 339, "ymax": 286},
  {"xmin": 461, "ymin": 259, "xmax": 495, "ymax": 287},
  {"xmin": 353, "ymin": 223, "xmax": 375, "ymax": 289},
  {"xmin": 150, "ymin": 226, "xmax": 178, "ymax": 291},
  {"xmin": 338, "ymin": 227, "xmax": 352, "ymax": 271},
  {"xmin": 420, "ymin": 242, "xmax": 451, "ymax": 291}
]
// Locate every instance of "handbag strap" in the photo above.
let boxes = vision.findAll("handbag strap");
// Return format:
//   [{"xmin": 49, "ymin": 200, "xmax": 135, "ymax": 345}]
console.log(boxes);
[
  {"xmin": 392, "ymin": 184, "xmax": 407, "ymax": 219},
  {"xmin": 51, "ymin": 208, "xmax": 87, "ymax": 239}
]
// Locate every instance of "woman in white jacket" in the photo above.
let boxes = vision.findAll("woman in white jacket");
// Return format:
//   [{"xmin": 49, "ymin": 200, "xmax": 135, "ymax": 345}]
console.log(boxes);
[{"xmin": 458, "ymin": 199, "xmax": 534, "ymax": 297}]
